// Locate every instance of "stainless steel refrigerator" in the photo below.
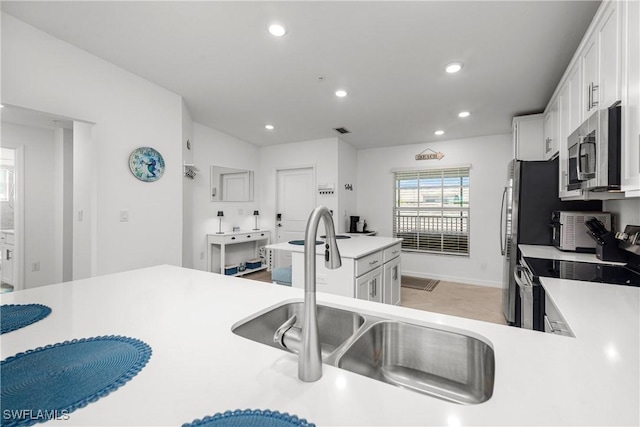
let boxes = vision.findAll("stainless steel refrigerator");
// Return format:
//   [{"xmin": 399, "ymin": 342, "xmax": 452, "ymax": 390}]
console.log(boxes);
[{"xmin": 500, "ymin": 158, "xmax": 601, "ymax": 325}]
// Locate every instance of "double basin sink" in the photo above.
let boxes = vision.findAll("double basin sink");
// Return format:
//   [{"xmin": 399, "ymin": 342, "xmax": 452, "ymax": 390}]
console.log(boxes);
[{"xmin": 232, "ymin": 301, "xmax": 495, "ymax": 405}]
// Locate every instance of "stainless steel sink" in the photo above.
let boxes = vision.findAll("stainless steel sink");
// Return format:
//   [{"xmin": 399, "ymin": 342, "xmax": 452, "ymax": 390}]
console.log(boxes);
[
  {"xmin": 232, "ymin": 302, "xmax": 365, "ymax": 359},
  {"xmin": 336, "ymin": 321, "xmax": 495, "ymax": 404},
  {"xmin": 232, "ymin": 301, "xmax": 495, "ymax": 404}
]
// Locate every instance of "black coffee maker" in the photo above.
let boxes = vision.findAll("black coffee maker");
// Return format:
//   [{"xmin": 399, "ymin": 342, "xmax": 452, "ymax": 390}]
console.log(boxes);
[{"xmin": 349, "ymin": 216, "xmax": 360, "ymax": 233}]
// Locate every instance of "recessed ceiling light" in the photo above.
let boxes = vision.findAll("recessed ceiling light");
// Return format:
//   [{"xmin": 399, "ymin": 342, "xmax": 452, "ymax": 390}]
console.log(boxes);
[
  {"xmin": 458, "ymin": 111, "xmax": 470, "ymax": 118},
  {"xmin": 335, "ymin": 90, "xmax": 348, "ymax": 98},
  {"xmin": 445, "ymin": 62, "xmax": 463, "ymax": 74},
  {"xmin": 268, "ymin": 24, "xmax": 287, "ymax": 37},
  {"xmin": 434, "ymin": 130, "xmax": 445, "ymax": 136},
  {"xmin": 265, "ymin": 124, "xmax": 274, "ymax": 130}
]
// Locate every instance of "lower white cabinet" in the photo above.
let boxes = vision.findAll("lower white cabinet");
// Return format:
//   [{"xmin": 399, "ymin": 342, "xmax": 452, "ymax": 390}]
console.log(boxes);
[
  {"xmin": 289, "ymin": 241, "xmax": 402, "ymax": 305},
  {"xmin": 355, "ymin": 266, "xmax": 383, "ymax": 303},
  {"xmin": 383, "ymin": 256, "xmax": 401, "ymax": 305}
]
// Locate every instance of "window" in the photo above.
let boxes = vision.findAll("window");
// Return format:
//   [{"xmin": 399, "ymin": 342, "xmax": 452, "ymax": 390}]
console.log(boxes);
[{"xmin": 393, "ymin": 167, "xmax": 470, "ymax": 255}]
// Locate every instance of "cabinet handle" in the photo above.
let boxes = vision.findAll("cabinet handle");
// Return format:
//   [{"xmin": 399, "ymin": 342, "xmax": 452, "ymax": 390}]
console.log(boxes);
[
  {"xmin": 587, "ymin": 82, "xmax": 599, "ymax": 110},
  {"xmin": 6, "ymin": 249, "xmax": 12, "ymax": 261},
  {"xmin": 369, "ymin": 260, "xmax": 379, "ymax": 266},
  {"xmin": 231, "ymin": 237, "xmax": 236, "ymax": 240}
]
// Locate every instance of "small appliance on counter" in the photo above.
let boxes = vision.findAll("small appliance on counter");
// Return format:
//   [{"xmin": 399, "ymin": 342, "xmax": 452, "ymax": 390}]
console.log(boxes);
[
  {"xmin": 585, "ymin": 217, "xmax": 628, "ymax": 262},
  {"xmin": 349, "ymin": 215, "xmax": 368, "ymax": 233},
  {"xmin": 551, "ymin": 211, "xmax": 611, "ymax": 252},
  {"xmin": 349, "ymin": 216, "xmax": 360, "ymax": 233}
]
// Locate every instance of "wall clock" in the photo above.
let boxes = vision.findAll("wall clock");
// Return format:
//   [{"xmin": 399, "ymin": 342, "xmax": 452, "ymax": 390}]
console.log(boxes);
[{"xmin": 129, "ymin": 147, "xmax": 165, "ymax": 182}]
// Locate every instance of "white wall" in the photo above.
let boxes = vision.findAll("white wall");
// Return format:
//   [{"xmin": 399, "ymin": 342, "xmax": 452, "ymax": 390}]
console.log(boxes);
[
  {"xmin": 258, "ymin": 137, "xmax": 339, "ymax": 236},
  {"xmin": 1, "ymin": 122, "xmax": 57, "ymax": 288},
  {"xmin": 190, "ymin": 122, "xmax": 260, "ymax": 271},
  {"xmin": 182, "ymin": 102, "xmax": 194, "ymax": 268},
  {"xmin": 338, "ymin": 138, "xmax": 358, "ymax": 233},
  {"xmin": 604, "ymin": 198, "xmax": 640, "ymax": 231},
  {"xmin": 357, "ymin": 134, "xmax": 513, "ymax": 287},
  {"xmin": 2, "ymin": 13, "xmax": 184, "ymax": 277},
  {"xmin": 53, "ymin": 127, "xmax": 73, "ymax": 283}
]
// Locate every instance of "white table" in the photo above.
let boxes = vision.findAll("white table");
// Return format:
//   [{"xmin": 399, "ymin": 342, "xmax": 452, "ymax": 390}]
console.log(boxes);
[{"xmin": 206, "ymin": 230, "xmax": 271, "ymax": 276}]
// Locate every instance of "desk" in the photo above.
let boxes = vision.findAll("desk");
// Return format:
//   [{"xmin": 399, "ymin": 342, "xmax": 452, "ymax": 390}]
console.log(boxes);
[{"xmin": 207, "ymin": 230, "xmax": 271, "ymax": 276}]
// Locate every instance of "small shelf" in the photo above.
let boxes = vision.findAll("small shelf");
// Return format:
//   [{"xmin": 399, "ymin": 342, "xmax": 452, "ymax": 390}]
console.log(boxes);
[{"xmin": 227, "ymin": 265, "xmax": 268, "ymax": 278}]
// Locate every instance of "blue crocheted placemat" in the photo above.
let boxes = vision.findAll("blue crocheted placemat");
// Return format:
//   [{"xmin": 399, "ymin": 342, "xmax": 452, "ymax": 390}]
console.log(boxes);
[
  {"xmin": 183, "ymin": 409, "xmax": 315, "ymax": 427},
  {"xmin": 1, "ymin": 335, "xmax": 152, "ymax": 427},
  {"xmin": 1, "ymin": 304, "xmax": 52, "ymax": 334},
  {"xmin": 288, "ymin": 240, "xmax": 323, "ymax": 245}
]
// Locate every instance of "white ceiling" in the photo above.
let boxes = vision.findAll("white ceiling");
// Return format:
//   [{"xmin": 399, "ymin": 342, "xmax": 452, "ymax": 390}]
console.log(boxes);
[{"xmin": 1, "ymin": 1, "xmax": 601, "ymax": 149}]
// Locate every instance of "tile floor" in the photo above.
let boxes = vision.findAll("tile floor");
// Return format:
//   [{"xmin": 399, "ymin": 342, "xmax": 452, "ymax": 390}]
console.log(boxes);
[{"xmin": 243, "ymin": 271, "xmax": 507, "ymax": 326}]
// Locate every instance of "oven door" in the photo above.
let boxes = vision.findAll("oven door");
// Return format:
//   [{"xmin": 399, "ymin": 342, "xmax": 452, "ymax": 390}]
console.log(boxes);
[{"xmin": 514, "ymin": 262, "xmax": 534, "ymax": 329}]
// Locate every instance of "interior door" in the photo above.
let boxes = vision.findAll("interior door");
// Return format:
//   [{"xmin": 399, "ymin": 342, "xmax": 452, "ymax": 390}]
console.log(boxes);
[{"xmin": 276, "ymin": 167, "xmax": 314, "ymax": 267}]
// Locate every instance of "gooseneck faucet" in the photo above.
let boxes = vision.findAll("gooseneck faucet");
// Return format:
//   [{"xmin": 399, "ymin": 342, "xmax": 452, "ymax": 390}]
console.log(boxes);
[{"xmin": 273, "ymin": 206, "xmax": 342, "ymax": 382}]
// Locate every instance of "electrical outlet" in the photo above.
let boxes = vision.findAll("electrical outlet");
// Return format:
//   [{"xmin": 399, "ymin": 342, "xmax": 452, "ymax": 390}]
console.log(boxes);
[
  {"xmin": 31, "ymin": 262, "xmax": 40, "ymax": 272},
  {"xmin": 200, "ymin": 251, "xmax": 204, "ymax": 260},
  {"xmin": 120, "ymin": 210, "xmax": 129, "ymax": 222},
  {"xmin": 78, "ymin": 210, "xmax": 83, "ymax": 221},
  {"xmin": 316, "ymin": 273, "xmax": 327, "ymax": 284},
  {"xmin": 238, "ymin": 208, "xmax": 243, "ymax": 216}
]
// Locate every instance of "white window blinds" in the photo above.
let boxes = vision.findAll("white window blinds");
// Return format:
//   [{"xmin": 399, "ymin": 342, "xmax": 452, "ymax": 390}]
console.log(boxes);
[{"xmin": 393, "ymin": 167, "xmax": 470, "ymax": 255}]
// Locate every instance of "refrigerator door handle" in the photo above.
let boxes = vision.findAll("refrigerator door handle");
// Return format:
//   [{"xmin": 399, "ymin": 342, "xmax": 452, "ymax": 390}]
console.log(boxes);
[{"xmin": 500, "ymin": 186, "xmax": 508, "ymax": 256}]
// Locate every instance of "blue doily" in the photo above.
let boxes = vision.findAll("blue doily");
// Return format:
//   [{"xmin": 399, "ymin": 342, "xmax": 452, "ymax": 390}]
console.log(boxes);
[
  {"xmin": 1, "ymin": 335, "xmax": 152, "ymax": 427},
  {"xmin": 1, "ymin": 304, "xmax": 52, "ymax": 334},
  {"xmin": 183, "ymin": 409, "xmax": 315, "ymax": 427},
  {"xmin": 288, "ymin": 240, "xmax": 323, "ymax": 245}
]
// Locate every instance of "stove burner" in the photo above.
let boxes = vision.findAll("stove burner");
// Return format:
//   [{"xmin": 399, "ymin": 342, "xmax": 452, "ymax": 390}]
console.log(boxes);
[{"xmin": 524, "ymin": 257, "xmax": 640, "ymax": 287}]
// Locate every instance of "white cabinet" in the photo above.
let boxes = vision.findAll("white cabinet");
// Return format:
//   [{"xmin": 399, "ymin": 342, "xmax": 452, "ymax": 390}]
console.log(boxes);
[
  {"xmin": 543, "ymin": 99, "xmax": 559, "ymax": 160},
  {"xmin": 383, "ymin": 256, "xmax": 401, "ymax": 305},
  {"xmin": 558, "ymin": 62, "xmax": 585, "ymax": 199},
  {"xmin": 1, "ymin": 232, "xmax": 15, "ymax": 286},
  {"xmin": 382, "ymin": 242, "xmax": 401, "ymax": 305},
  {"xmin": 581, "ymin": 1, "xmax": 621, "ymax": 119},
  {"xmin": 512, "ymin": 114, "xmax": 544, "ymax": 161},
  {"xmin": 288, "ymin": 240, "xmax": 401, "ymax": 305},
  {"xmin": 355, "ymin": 266, "xmax": 383, "ymax": 303},
  {"xmin": 621, "ymin": 0, "xmax": 640, "ymax": 195}
]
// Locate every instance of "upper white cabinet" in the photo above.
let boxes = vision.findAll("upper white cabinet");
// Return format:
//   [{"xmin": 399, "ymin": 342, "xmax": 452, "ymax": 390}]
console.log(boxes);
[
  {"xmin": 621, "ymin": 0, "xmax": 640, "ymax": 195},
  {"xmin": 558, "ymin": 62, "xmax": 584, "ymax": 199},
  {"xmin": 549, "ymin": 0, "xmax": 638, "ymax": 199},
  {"xmin": 543, "ymin": 98, "xmax": 559, "ymax": 160},
  {"xmin": 513, "ymin": 114, "xmax": 544, "ymax": 160},
  {"xmin": 581, "ymin": 1, "xmax": 621, "ymax": 118}
]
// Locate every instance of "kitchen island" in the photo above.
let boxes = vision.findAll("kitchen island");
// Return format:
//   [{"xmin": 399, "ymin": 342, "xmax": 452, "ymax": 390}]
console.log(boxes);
[
  {"xmin": 0, "ymin": 265, "xmax": 638, "ymax": 426},
  {"xmin": 267, "ymin": 236, "xmax": 402, "ymax": 304}
]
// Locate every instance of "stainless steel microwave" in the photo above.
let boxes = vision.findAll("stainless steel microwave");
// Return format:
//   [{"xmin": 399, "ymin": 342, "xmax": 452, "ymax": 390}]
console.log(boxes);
[{"xmin": 567, "ymin": 101, "xmax": 621, "ymax": 192}]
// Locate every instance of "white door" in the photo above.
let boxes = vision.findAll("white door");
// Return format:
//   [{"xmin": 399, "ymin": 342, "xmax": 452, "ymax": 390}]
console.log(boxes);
[{"xmin": 276, "ymin": 167, "xmax": 314, "ymax": 267}]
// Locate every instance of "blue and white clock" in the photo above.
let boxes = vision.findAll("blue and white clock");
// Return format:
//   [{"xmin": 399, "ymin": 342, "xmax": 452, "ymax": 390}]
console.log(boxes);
[{"xmin": 128, "ymin": 147, "xmax": 165, "ymax": 182}]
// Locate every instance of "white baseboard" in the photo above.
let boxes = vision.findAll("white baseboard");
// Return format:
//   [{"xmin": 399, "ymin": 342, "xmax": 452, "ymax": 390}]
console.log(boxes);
[{"xmin": 402, "ymin": 270, "xmax": 502, "ymax": 289}]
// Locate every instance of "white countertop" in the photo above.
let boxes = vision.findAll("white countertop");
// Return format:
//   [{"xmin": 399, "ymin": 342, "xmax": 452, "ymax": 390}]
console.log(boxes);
[
  {"xmin": 267, "ymin": 236, "xmax": 401, "ymax": 259},
  {"xmin": 519, "ymin": 244, "xmax": 627, "ymax": 265},
  {"xmin": 1, "ymin": 265, "xmax": 638, "ymax": 426}
]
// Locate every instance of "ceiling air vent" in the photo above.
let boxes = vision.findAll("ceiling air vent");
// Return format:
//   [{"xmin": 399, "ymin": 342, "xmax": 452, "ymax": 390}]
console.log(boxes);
[{"xmin": 334, "ymin": 127, "xmax": 351, "ymax": 134}]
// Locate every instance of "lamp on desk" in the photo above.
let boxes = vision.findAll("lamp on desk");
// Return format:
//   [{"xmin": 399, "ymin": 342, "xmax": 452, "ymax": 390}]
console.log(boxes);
[
  {"xmin": 253, "ymin": 210, "xmax": 260, "ymax": 230},
  {"xmin": 216, "ymin": 211, "xmax": 224, "ymax": 234}
]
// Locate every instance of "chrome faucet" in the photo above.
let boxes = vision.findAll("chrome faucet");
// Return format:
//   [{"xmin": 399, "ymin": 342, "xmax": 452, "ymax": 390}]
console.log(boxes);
[{"xmin": 273, "ymin": 205, "xmax": 342, "ymax": 382}]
